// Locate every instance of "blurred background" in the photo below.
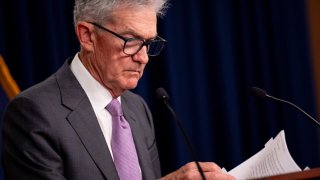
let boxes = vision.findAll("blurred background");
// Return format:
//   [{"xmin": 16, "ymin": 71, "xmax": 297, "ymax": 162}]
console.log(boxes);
[{"xmin": 1, "ymin": 0, "xmax": 320, "ymax": 178}]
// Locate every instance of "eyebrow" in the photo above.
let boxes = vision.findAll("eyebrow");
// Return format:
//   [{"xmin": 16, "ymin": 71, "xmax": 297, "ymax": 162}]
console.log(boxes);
[{"xmin": 119, "ymin": 26, "xmax": 158, "ymax": 40}]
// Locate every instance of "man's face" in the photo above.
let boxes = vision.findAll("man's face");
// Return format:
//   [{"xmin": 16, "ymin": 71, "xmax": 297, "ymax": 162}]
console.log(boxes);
[{"xmin": 91, "ymin": 7, "xmax": 157, "ymax": 96}]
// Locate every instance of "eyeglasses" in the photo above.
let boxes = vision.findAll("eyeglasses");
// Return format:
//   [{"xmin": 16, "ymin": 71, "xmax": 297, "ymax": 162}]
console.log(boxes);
[{"xmin": 89, "ymin": 22, "xmax": 166, "ymax": 56}]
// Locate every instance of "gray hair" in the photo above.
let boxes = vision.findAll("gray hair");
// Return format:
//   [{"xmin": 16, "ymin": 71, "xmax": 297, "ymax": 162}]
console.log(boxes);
[{"xmin": 73, "ymin": 0, "xmax": 169, "ymax": 26}]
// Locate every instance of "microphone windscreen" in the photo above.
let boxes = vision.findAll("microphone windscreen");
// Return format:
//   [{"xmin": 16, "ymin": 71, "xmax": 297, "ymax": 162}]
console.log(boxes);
[
  {"xmin": 251, "ymin": 87, "xmax": 267, "ymax": 98},
  {"xmin": 155, "ymin": 87, "xmax": 169, "ymax": 100}
]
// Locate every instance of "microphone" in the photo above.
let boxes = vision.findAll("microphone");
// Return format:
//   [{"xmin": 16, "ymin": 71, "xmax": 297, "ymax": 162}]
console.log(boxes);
[
  {"xmin": 251, "ymin": 87, "xmax": 320, "ymax": 127},
  {"xmin": 155, "ymin": 87, "xmax": 206, "ymax": 180}
]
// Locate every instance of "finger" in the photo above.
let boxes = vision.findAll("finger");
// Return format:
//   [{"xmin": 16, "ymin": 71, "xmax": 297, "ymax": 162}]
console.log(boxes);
[
  {"xmin": 198, "ymin": 162, "xmax": 222, "ymax": 172},
  {"xmin": 181, "ymin": 162, "xmax": 222, "ymax": 173},
  {"xmin": 178, "ymin": 171, "xmax": 235, "ymax": 180},
  {"xmin": 181, "ymin": 162, "xmax": 200, "ymax": 172},
  {"xmin": 207, "ymin": 172, "xmax": 235, "ymax": 180}
]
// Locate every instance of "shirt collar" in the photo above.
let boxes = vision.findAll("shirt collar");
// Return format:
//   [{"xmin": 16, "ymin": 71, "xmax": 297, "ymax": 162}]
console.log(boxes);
[{"xmin": 70, "ymin": 53, "xmax": 120, "ymax": 112}]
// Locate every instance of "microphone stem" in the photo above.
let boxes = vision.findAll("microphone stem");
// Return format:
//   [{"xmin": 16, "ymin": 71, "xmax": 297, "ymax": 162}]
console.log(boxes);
[
  {"xmin": 267, "ymin": 95, "xmax": 320, "ymax": 127},
  {"xmin": 163, "ymin": 100, "xmax": 206, "ymax": 180}
]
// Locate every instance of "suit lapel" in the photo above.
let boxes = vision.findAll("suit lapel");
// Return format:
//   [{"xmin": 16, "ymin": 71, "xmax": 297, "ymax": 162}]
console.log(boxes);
[
  {"xmin": 67, "ymin": 101, "xmax": 118, "ymax": 180},
  {"xmin": 56, "ymin": 60, "xmax": 119, "ymax": 180}
]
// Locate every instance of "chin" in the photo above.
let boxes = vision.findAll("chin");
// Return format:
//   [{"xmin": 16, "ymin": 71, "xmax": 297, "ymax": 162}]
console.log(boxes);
[{"xmin": 126, "ymin": 79, "xmax": 139, "ymax": 89}]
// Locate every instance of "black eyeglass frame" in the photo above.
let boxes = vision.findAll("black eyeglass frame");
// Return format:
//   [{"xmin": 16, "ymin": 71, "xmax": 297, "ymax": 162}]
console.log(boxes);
[{"xmin": 89, "ymin": 22, "xmax": 166, "ymax": 56}]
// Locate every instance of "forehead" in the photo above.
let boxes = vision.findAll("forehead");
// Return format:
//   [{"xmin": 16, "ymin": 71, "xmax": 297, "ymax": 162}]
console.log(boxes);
[{"xmin": 108, "ymin": 6, "xmax": 158, "ymax": 38}]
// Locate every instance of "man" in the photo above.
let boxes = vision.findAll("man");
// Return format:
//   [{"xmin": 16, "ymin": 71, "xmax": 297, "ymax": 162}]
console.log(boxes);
[{"xmin": 2, "ymin": 0, "xmax": 234, "ymax": 179}]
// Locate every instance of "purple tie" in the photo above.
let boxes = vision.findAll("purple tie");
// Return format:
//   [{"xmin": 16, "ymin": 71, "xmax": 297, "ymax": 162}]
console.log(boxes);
[{"xmin": 106, "ymin": 99, "xmax": 142, "ymax": 180}]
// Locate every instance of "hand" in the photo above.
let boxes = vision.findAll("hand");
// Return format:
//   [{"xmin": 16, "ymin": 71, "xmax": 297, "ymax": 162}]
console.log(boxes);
[{"xmin": 160, "ymin": 162, "xmax": 235, "ymax": 180}]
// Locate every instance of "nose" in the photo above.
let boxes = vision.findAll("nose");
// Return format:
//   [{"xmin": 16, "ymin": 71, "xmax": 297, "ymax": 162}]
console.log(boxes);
[{"xmin": 132, "ymin": 45, "xmax": 149, "ymax": 64}]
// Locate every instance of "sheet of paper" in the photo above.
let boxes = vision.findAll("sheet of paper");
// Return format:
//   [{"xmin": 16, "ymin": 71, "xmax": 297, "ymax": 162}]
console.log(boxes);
[{"xmin": 228, "ymin": 130, "xmax": 301, "ymax": 179}]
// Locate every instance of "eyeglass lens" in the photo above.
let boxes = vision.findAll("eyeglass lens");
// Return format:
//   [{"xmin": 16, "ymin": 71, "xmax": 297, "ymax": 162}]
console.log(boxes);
[{"xmin": 148, "ymin": 40, "xmax": 165, "ymax": 56}]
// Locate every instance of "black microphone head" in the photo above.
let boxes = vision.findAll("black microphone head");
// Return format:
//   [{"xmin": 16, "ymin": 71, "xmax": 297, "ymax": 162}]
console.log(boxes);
[
  {"xmin": 251, "ymin": 87, "xmax": 267, "ymax": 98},
  {"xmin": 155, "ymin": 87, "xmax": 170, "ymax": 101}
]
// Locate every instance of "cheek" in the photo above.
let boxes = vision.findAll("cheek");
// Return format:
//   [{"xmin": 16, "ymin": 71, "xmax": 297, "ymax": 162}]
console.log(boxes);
[
  {"xmin": 95, "ymin": 35, "xmax": 123, "ymax": 60},
  {"xmin": 93, "ymin": 38, "xmax": 143, "ymax": 88},
  {"xmin": 102, "ymin": 56, "xmax": 128, "ymax": 82},
  {"xmin": 95, "ymin": 45, "xmax": 122, "ymax": 74},
  {"xmin": 101, "ymin": 60, "xmax": 121, "ymax": 80}
]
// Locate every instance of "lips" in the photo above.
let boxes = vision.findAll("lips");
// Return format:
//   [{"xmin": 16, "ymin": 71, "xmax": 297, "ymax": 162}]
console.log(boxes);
[
  {"xmin": 126, "ymin": 69, "xmax": 139, "ymax": 73},
  {"xmin": 125, "ymin": 69, "xmax": 141, "ymax": 77},
  {"xmin": 126, "ymin": 68, "xmax": 140, "ymax": 73}
]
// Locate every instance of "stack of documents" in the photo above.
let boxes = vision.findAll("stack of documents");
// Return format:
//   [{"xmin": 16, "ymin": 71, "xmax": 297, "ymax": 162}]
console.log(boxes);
[{"xmin": 227, "ymin": 130, "xmax": 302, "ymax": 179}]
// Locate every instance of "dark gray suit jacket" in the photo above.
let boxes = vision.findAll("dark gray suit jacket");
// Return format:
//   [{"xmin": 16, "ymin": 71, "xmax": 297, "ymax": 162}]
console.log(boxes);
[{"xmin": 2, "ymin": 59, "xmax": 161, "ymax": 180}]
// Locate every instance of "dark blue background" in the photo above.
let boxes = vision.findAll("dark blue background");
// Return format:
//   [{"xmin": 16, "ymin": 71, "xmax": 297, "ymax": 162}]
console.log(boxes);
[{"xmin": 1, "ymin": 0, "xmax": 320, "ymax": 178}]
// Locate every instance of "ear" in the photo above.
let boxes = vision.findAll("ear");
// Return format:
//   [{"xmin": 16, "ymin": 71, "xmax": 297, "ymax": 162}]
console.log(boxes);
[{"xmin": 75, "ymin": 21, "xmax": 95, "ymax": 52}]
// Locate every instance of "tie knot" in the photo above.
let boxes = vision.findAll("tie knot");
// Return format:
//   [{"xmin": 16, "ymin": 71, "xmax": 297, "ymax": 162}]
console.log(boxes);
[{"xmin": 106, "ymin": 99, "xmax": 123, "ymax": 117}]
